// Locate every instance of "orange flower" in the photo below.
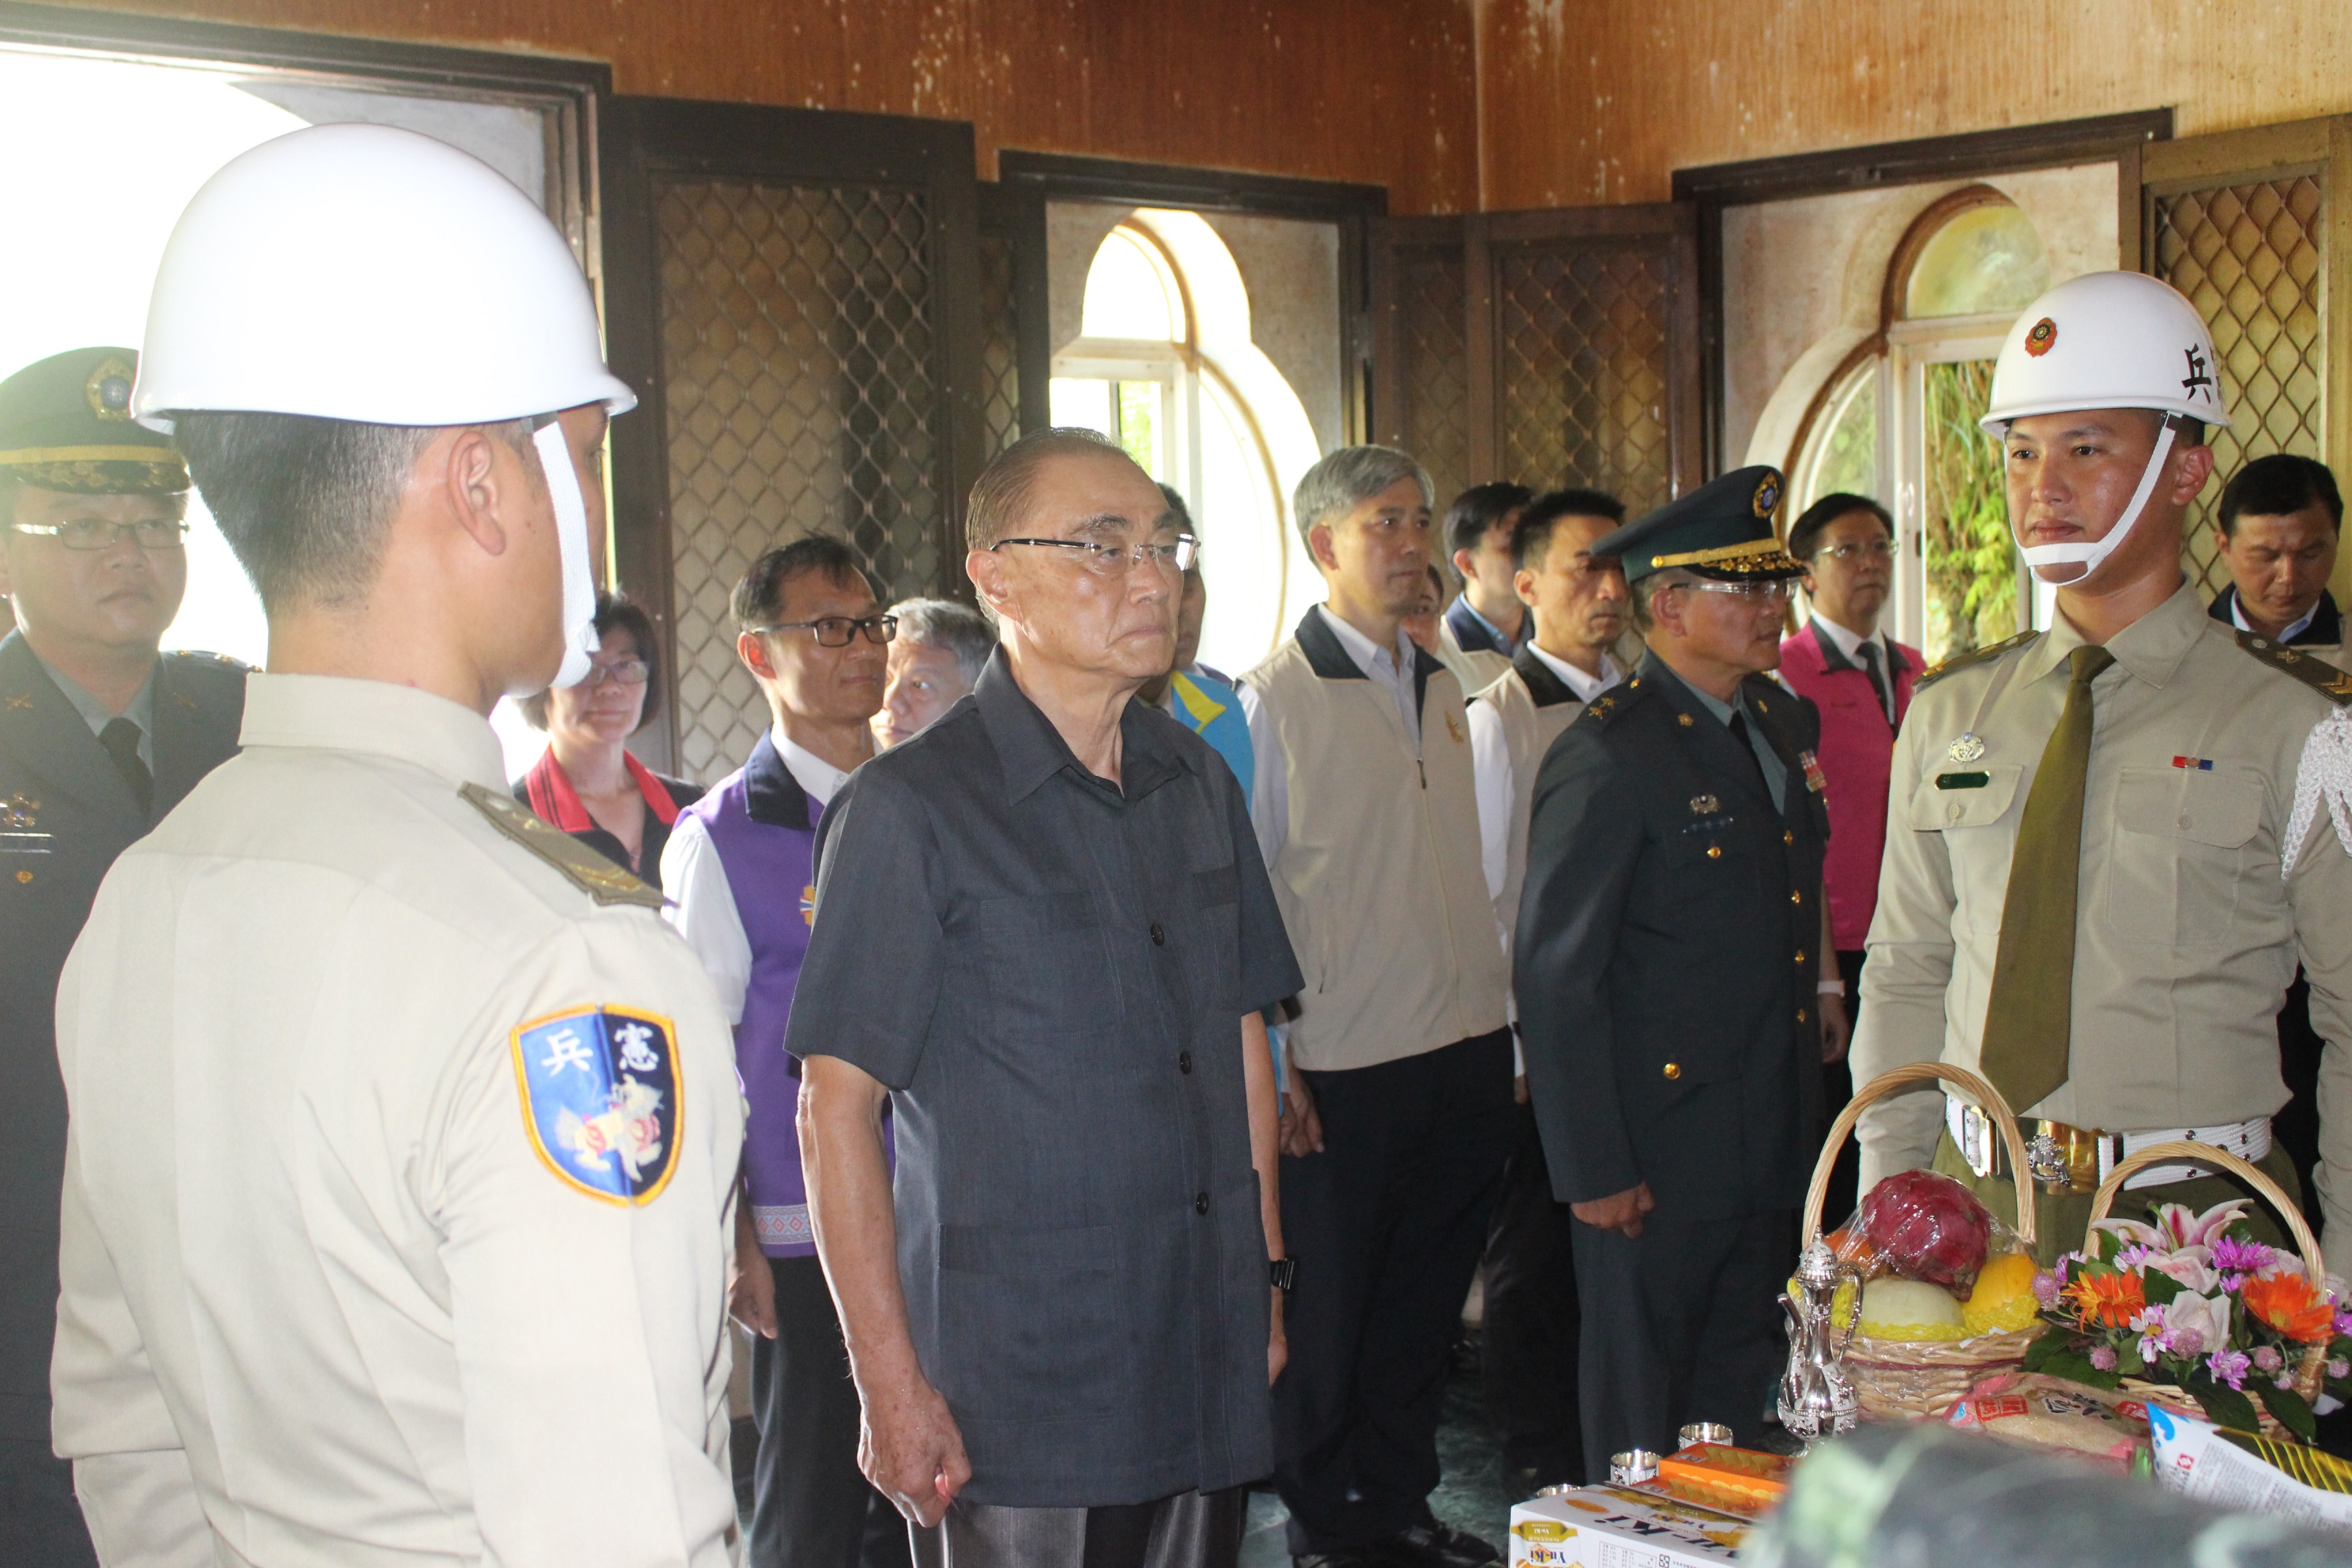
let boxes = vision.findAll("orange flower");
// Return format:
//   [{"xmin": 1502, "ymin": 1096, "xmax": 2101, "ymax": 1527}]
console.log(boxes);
[
  {"xmin": 2065, "ymin": 1271, "xmax": 2146, "ymax": 1330},
  {"xmin": 2242, "ymin": 1274, "xmax": 2336, "ymax": 1343}
]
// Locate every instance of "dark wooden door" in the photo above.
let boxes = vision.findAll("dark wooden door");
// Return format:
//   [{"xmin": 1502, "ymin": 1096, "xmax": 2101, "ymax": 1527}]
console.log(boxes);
[
  {"xmin": 600, "ymin": 97, "xmax": 986, "ymax": 778},
  {"xmin": 1370, "ymin": 203, "xmax": 1702, "ymax": 518}
]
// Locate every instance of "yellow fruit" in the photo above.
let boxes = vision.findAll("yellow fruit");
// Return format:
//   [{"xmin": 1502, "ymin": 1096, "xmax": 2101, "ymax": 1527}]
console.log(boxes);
[
  {"xmin": 1784, "ymin": 1275, "xmax": 1859, "ymax": 1327},
  {"xmin": 1859, "ymin": 1277, "xmax": 1970, "ymax": 1341},
  {"xmin": 1962, "ymin": 1251, "xmax": 2042, "ymax": 1335}
]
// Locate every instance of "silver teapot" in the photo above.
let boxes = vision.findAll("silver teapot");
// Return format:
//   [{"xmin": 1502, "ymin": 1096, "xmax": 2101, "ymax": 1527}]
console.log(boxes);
[{"xmin": 1776, "ymin": 1237, "xmax": 1861, "ymax": 1443}]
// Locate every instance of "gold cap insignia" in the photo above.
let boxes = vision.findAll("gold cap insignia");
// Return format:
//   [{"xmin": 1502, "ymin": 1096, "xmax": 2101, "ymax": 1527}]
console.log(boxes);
[
  {"xmin": 1751, "ymin": 471, "xmax": 1782, "ymax": 519},
  {"xmin": 84, "ymin": 356, "xmax": 135, "ymax": 423}
]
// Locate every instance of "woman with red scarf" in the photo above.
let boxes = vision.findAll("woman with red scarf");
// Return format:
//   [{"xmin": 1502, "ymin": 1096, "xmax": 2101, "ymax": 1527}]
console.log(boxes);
[{"xmin": 516, "ymin": 591, "xmax": 703, "ymax": 888}]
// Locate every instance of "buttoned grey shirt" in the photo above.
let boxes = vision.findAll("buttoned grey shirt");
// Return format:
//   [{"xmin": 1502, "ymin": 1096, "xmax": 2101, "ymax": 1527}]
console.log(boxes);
[
  {"xmin": 36, "ymin": 654, "xmax": 155, "ymax": 769},
  {"xmin": 785, "ymin": 652, "xmax": 1301, "ymax": 1508}
]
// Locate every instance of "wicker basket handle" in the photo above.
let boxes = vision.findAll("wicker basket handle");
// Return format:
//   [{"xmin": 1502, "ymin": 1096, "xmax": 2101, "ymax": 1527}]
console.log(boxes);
[
  {"xmin": 1803, "ymin": 1062, "xmax": 2035, "ymax": 1247},
  {"xmin": 2087, "ymin": 1141, "xmax": 2332, "ymax": 1402}
]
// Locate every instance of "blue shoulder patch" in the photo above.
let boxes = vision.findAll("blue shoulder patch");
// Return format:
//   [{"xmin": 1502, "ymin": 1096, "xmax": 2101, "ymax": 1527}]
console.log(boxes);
[{"xmin": 511, "ymin": 1006, "xmax": 683, "ymax": 1204}]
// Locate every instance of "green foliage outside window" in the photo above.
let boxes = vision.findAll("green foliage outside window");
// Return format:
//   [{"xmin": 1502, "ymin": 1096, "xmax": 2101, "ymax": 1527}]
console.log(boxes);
[{"xmin": 1922, "ymin": 359, "xmax": 2020, "ymax": 659}]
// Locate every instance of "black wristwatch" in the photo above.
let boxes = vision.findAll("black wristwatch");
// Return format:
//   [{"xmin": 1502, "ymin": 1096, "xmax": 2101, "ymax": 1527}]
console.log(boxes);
[{"xmin": 1269, "ymin": 1257, "xmax": 1298, "ymax": 1294}]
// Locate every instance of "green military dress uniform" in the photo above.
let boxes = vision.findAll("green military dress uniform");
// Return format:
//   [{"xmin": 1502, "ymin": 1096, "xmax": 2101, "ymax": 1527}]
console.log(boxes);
[
  {"xmin": 1851, "ymin": 581, "xmax": 2352, "ymax": 1262},
  {"xmin": 0, "ymin": 348, "xmax": 245, "ymax": 1565},
  {"xmin": 1516, "ymin": 467, "xmax": 1835, "ymax": 1470}
]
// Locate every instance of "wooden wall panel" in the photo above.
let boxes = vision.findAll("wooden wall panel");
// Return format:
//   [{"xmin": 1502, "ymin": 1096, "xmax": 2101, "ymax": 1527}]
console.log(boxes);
[
  {"xmin": 48, "ymin": 0, "xmax": 1480, "ymax": 212},
  {"xmin": 1477, "ymin": 0, "xmax": 2352, "ymax": 208}
]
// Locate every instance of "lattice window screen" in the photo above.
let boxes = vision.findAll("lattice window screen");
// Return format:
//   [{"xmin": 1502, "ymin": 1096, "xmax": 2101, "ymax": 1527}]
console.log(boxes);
[
  {"xmin": 977, "ymin": 231, "xmax": 1022, "ymax": 462},
  {"xmin": 2153, "ymin": 177, "xmax": 2324, "ymax": 598},
  {"xmin": 1494, "ymin": 245, "xmax": 1674, "ymax": 519},
  {"xmin": 1392, "ymin": 250, "xmax": 1473, "ymax": 514},
  {"xmin": 657, "ymin": 180, "xmax": 942, "ymax": 779}
]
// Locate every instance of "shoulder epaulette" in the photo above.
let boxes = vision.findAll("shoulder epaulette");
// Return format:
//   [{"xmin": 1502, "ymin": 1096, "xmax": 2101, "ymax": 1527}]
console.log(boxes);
[
  {"xmin": 459, "ymin": 781, "xmax": 664, "ymax": 909},
  {"xmin": 1573, "ymin": 674, "xmax": 1649, "ymax": 729},
  {"xmin": 2233, "ymin": 631, "xmax": 2352, "ymax": 706},
  {"xmin": 163, "ymin": 649, "xmax": 255, "ymax": 674},
  {"xmin": 1913, "ymin": 629, "xmax": 2039, "ymax": 692}
]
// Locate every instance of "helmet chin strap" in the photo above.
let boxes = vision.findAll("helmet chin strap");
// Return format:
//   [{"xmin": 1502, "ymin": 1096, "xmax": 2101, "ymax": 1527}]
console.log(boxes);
[
  {"xmin": 529, "ymin": 417, "xmax": 602, "ymax": 693},
  {"xmin": 2014, "ymin": 412, "xmax": 2193, "ymax": 587}
]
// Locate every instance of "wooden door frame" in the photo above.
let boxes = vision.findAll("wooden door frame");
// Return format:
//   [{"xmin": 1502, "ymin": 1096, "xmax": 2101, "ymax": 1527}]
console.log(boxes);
[
  {"xmin": 600, "ymin": 97, "xmax": 985, "ymax": 769},
  {"xmin": 1671, "ymin": 110, "xmax": 2174, "ymax": 476},
  {"xmin": 976, "ymin": 180, "xmax": 1054, "ymax": 441},
  {"xmin": 994, "ymin": 151, "xmax": 1387, "ymax": 446}
]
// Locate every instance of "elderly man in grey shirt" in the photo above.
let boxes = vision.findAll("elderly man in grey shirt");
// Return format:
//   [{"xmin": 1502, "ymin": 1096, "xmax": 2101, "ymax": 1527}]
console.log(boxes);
[{"xmin": 791, "ymin": 427, "xmax": 1301, "ymax": 1568}]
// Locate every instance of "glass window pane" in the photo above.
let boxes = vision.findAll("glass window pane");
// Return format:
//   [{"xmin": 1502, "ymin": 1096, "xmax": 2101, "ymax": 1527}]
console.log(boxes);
[
  {"xmin": 1115, "ymin": 380, "xmax": 1164, "ymax": 478},
  {"xmin": 1921, "ymin": 358, "xmax": 2023, "ymax": 664},
  {"xmin": 1049, "ymin": 376, "xmax": 1113, "ymax": 436},
  {"xmin": 1194, "ymin": 378, "xmax": 1284, "ymax": 676},
  {"xmin": 1799, "ymin": 361, "xmax": 1880, "ymax": 512},
  {"xmin": 1906, "ymin": 204, "xmax": 2051, "ymax": 320},
  {"xmin": 1081, "ymin": 229, "xmax": 1178, "ymax": 341}
]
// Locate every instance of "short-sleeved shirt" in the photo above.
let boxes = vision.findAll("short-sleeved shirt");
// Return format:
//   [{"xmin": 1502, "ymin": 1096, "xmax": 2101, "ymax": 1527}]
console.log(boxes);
[{"xmin": 785, "ymin": 651, "xmax": 1301, "ymax": 1509}]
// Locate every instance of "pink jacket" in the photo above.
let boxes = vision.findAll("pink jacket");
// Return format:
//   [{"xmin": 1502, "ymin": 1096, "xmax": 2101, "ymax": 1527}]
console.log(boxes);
[{"xmin": 1778, "ymin": 620, "xmax": 1919, "ymax": 953}]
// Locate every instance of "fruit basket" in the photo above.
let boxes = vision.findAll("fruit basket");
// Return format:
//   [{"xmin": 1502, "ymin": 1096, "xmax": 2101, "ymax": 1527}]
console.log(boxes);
[{"xmin": 1801, "ymin": 1062, "xmax": 2042, "ymax": 1420}]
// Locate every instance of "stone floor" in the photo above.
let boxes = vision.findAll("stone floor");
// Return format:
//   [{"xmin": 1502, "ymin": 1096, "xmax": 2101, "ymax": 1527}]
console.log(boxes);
[{"xmin": 1240, "ymin": 1342, "xmax": 1519, "ymax": 1567}]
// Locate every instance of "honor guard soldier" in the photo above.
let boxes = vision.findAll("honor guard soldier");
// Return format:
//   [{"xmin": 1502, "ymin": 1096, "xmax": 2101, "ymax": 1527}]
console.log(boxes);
[
  {"xmin": 50, "ymin": 126, "xmax": 744, "ymax": 1565},
  {"xmin": 0, "ymin": 347, "xmax": 244, "ymax": 1566},
  {"xmin": 1515, "ymin": 466, "xmax": 1845, "ymax": 1474},
  {"xmin": 1852, "ymin": 272, "xmax": 2352, "ymax": 1261}
]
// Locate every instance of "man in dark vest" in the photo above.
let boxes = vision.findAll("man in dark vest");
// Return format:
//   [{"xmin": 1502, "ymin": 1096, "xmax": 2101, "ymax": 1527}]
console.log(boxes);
[
  {"xmin": 1515, "ymin": 466, "xmax": 1844, "ymax": 1471},
  {"xmin": 661, "ymin": 534, "xmax": 906, "ymax": 1568},
  {"xmin": 0, "ymin": 346, "xmax": 246, "ymax": 1563}
]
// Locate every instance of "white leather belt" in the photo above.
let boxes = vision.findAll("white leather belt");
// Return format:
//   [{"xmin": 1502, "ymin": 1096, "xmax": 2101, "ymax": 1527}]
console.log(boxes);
[{"xmin": 1946, "ymin": 1096, "xmax": 2271, "ymax": 1194}]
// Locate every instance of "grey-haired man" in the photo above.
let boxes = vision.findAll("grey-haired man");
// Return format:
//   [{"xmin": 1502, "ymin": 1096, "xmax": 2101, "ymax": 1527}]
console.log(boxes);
[{"xmin": 1239, "ymin": 446, "xmax": 1513, "ymax": 1568}]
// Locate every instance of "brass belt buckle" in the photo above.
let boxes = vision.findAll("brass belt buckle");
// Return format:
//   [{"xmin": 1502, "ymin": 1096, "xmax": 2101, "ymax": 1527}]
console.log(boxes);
[{"xmin": 2023, "ymin": 1119, "xmax": 2106, "ymax": 1196}]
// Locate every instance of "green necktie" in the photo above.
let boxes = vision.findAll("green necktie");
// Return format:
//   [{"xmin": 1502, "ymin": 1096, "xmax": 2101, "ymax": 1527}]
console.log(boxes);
[{"xmin": 1979, "ymin": 645, "xmax": 2114, "ymax": 1113}]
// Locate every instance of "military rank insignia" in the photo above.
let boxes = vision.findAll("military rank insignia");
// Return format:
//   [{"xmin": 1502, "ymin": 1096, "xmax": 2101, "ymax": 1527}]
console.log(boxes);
[
  {"xmin": 1798, "ymin": 749, "xmax": 1829, "ymax": 795},
  {"xmin": 512, "ymin": 1005, "xmax": 683, "ymax": 1205}
]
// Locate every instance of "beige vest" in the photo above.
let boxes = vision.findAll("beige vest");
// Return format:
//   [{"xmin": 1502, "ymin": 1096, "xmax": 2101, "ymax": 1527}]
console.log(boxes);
[
  {"xmin": 1473, "ymin": 661, "xmax": 1591, "ymax": 946},
  {"xmin": 1246, "ymin": 631, "xmax": 1509, "ymax": 1071}
]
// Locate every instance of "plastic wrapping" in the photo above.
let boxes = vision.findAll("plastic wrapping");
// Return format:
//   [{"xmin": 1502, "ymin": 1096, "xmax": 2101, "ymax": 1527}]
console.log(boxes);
[{"xmin": 1746, "ymin": 1422, "xmax": 2349, "ymax": 1568}]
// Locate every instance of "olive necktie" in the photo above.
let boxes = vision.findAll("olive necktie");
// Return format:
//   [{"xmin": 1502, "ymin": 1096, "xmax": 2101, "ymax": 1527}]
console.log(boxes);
[
  {"xmin": 1978, "ymin": 645, "xmax": 2114, "ymax": 1113},
  {"xmin": 99, "ymin": 716, "xmax": 154, "ymax": 821}
]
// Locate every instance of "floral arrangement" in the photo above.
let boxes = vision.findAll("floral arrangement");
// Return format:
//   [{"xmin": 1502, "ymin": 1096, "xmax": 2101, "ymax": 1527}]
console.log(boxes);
[{"xmin": 2023, "ymin": 1198, "xmax": 2352, "ymax": 1440}]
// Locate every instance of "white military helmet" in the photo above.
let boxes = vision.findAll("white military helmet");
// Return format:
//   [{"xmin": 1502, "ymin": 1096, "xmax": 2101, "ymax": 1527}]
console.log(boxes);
[
  {"xmin": 1979, "ymin": 270, "xmax": 2227, "ymax": 434},
  {"xmin": 1979, "ymin": 271, "xmax": 2227, "ymax": 586},
  {"xmin": 135, "ymin": 122, "xmax": 634, "ymax": 428},
  {"xmin": 135, "ymin": 123, "xmax": 632, "ymax": 688}
]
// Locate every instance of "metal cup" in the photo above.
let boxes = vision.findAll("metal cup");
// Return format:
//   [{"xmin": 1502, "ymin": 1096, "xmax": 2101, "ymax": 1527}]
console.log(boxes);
[
  {"xmin": 1609, "ymin": 1449, "xmax": 1660, "ymax": 1485},
  {"xmin": 1534, "ymin": 1482, "xmax": 1578, "ymax": 1497},
  {"xmin": 1678, "ymin": 1422, "xmax": 1733, "ymax": 1450}
]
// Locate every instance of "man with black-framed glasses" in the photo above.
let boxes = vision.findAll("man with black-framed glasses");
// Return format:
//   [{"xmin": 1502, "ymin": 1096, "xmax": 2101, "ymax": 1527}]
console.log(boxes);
[
  {"xmin": 660, "ymin": 533, "xmax": 907, "ymax": 1568},
  {"xmin": 1516, "ymin": 466, "xmax": 1841, "ymax": 1475},
  {"xmin": 794, "ymin": 427, "xmax": 1296, "ymax": 1568},
  {"xmin": 0, "ymin": 346, "xmax": 245, "ymax": 1566}
]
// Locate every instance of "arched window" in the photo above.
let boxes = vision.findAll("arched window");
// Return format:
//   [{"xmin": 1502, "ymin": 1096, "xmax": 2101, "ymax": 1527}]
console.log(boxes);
[
  {"xmin": 1789, "ymin": 188, "xmax": 2053, "ymax": 664},
  {"xmin": 1049, "ymin": 211, "xmax": 1323, "ymax": 674}
]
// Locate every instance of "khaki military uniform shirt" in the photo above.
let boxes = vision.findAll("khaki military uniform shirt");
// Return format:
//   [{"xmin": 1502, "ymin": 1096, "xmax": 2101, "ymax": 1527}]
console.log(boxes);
[
  {"xmin": 52, "ymin": 674, "xmax": 744, "ymax": 1568},
  {"xmin": 1852, "ymin": 581, "xmax": 2352, "ymax": 1239}
]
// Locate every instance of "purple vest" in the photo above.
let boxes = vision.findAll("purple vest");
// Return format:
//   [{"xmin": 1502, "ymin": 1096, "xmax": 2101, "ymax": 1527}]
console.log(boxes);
[{"xmin": 684, "ymin": 734, "xmax": 888, "ymax": 1257}]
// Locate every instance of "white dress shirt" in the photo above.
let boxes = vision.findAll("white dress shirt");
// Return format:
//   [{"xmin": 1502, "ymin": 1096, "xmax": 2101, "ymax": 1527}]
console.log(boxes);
[
  {"xmin": 1467, "ymin": 644, "xmax": 1620, "ymax": 919},
  {"xmin": 661, "ymin": 729, "xmax": 854, "ymax": 1023},
  {"xmin": 1238, "ymin": 604, "xmax": 1422, "ymax": 868},
  {"xmin": 2227, "ymin": 591, "xmax": 2319, "ymax": 644},
  {"xmin": 1810, "ymin": 615, "xmax": 1896, "ymax": 719}
]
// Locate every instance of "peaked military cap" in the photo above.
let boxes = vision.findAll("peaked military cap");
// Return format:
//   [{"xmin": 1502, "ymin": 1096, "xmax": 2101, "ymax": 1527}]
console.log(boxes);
[
  {"xmin": 0, "ymin": 347, "xmax": 189, "ymax": 495},
  {"xmin": 1590, "ymin": 464, "xmax": 1801, "ymax": 583}
]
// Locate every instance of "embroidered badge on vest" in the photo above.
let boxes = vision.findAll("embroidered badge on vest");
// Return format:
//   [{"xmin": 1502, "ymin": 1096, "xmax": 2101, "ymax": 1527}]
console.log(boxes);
[
  {"xmin": 800, "ymin": 884, "xmax": 817, "ymax": 927},
  {"xmin": 512, "ymin": 1005, "xmax": 683, "ymax": 1205}
]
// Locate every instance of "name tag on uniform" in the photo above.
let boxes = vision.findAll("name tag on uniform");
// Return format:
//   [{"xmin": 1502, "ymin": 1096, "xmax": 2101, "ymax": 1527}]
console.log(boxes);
[
  {"xmin": 0, "ymin": 831, "xmax": 52, "ymax": 854},
  {"xmin": 1935, "ymin": 772, "xmax": 1991, "ymax": 790}
]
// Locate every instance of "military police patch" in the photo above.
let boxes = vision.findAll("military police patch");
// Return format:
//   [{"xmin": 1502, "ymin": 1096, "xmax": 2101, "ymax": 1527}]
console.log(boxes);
[{"xmin": 511, "ymin": 1005, "xmax": 683, "ymax": 1205}]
